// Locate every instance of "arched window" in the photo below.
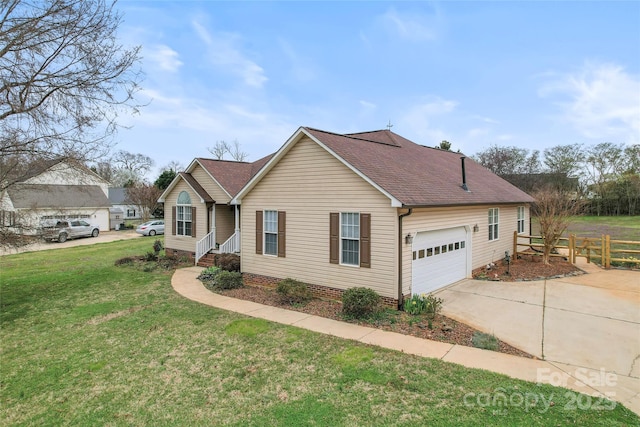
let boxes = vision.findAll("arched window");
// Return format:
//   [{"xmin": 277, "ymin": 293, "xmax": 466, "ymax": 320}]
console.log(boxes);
[{"xmin": 176, "ymin": 191, "xmax": 192, "ymax": 236}]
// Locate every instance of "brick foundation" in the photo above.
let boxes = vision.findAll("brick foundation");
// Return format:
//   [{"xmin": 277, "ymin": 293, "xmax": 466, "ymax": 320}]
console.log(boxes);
[
  {"xmin": 166, "ymin": 248, "xmax": 195, "ymax": 263},
  {"xmin": 242, "ymin": 272, "xmax": 400, "ymax": 309}
]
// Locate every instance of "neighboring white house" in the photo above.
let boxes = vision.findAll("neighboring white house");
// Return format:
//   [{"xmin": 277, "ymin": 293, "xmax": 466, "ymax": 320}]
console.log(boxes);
[
  {"xmin": 0, "ymin": 159, "xmax": 111, "ymax": 232},
  {"xmin": 108, "ymin": 187, "xmax": 142, "ymax": 220}
]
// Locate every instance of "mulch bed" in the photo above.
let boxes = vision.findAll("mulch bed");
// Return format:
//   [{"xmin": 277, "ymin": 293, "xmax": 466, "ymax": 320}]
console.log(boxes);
[
  {"xmin": 471, "ymin": 252, "xmax": 584, "ymax": 282},
  {"xmin": 206, "ymin": 256, "xmax": 586, "ymax": 359},
  {"xmin": 216, "ymin": 286, "xmax": 534, "ymax": 359}
]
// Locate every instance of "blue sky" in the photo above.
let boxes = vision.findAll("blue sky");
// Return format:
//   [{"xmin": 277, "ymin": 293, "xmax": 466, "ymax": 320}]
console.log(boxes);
[{"xmin": 116, "ymin": 1, "xmax": 640, "ymax": 177}]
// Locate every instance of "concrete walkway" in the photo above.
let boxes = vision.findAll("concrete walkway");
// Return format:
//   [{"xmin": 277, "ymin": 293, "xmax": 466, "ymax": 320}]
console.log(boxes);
[{"xmin": 171, "ymin": 267, "xmax": 640, "ymax": 415}]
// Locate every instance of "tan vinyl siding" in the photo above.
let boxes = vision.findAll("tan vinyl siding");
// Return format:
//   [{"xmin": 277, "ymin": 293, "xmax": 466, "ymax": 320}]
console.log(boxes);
[
  {"xmin": 163, "ymin": 180, "xmax": 208, "ymax": 253},
  {"xmin": 191, "ymin": 164, "xmax": 231, "ymax": 204},
  {"xmin": 401, "ymin": 205, "xmax": 529, "ymax": 294},
  {"xmin": 215, "ymin": 204, "xmax": 235, "ymax": 246},
  {"xmin": 241, "ymin": 136, "xmax": 398, "ymax": 299}
]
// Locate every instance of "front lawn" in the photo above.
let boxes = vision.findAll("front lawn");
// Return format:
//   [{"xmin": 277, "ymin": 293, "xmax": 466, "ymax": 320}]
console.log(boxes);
[{"xmin": 1, "ymin": 240, "xmax": 637, "ymax": 425}]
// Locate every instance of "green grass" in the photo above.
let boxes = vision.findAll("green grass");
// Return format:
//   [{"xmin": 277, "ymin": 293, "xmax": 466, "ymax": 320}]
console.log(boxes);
[{"xmin": 1, "ymin": 240, "xmax": 638, "ymax": 426}]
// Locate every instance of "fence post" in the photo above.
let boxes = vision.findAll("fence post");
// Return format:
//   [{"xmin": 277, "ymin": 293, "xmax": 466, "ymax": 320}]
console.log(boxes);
[
  {"xmin": 569, "ymin": 234, "xmax": 574, "ymax": 264},
  {"xmin": 605, "ymin": 234, "xmax": 611, "ymax": 268},
  {"xmin": 513, "ymin": 230, "xmax": 518, "ymax": 259},
  {"xmin": 601, "ymin": 234, "xmax": 606, "ymax": 268}
]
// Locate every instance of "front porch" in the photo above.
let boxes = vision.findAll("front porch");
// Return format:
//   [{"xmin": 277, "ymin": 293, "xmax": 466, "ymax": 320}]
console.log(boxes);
[{"xmin": 195, "ymin": 203, "xmax": 240, "ymax": 265}]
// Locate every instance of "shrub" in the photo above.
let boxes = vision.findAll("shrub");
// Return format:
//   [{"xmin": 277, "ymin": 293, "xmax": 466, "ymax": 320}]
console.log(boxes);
[
  {"xmin": 276, "ymin": 278, "xmax": 313, "ymax": 305},
  {"xmin": 342, "ymin": 287, "xmax": 381, "ymax": 319},
  {"xmin": 197, "ymin": 266, "xmax": 220, "ymax": 282},
  {"xmin": 144, "ymin": 251, "xmax": 158, "ymax": 262},
  {"xmin": 212, "ymin": 271, "xmax": 243, "ymax": 290},
  {"xmin": 215, "ymin": 253, "xmax": 240, "ymax": 272},
  {"xmin": 472, "ymin": 331, "xmax": 499, "ymax": 351},
  {"xmin": 403, "ymin": 293, "xmax": 443, "ymax": 318}
]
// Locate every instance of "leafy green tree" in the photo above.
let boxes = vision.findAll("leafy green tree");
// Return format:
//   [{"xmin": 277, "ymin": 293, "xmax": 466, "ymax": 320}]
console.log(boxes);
[{"xmin": 154, "ymin": 170, "xmax": 177, "ymax": 190}]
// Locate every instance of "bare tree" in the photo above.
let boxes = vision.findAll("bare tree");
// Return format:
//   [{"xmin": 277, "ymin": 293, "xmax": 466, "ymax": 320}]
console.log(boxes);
[
  {"xmin": 110, "ymin": 150, "xmax": 154, "ymax": 186},
  {"xmin": 208, "ymin": 141, "xmax": 229, "ymax": 160},
  {"xmin": 473, "ymin": 145, "xmax": 540, "ymax": 175},
  {"xmin": 125, "ymin": 183, "xmax": 162, "ymax": 222},
  {"xmin": 207, "ymin": 140, "xmax": 248, "ymax": 161},
  {"xmin": 0, "ymin": 0, "xmax": 142, "ymax": 191},
  {"xmin": 531, "ymin": 186, "xmax": 585, "ymax": 265},
  {"xmin": 163, "ymin": 161, "xmax": 184, "ymax": 173},
  {"xmin": 228, "ymin": 139, "xmax": 248, "ymax": 162},
  {"xmin": 543, "ymin": 143, "xmax": 585, "ymax": 177}
]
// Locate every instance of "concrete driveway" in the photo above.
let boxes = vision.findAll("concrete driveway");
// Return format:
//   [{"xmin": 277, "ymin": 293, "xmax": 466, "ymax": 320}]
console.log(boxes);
[
  {"xmin": 437, "ymin": 266, "xmax": 640, "ymax": 413},
  {"xmin": 0, "ymin": 230, "xmax": 144, "ymax": 256}
]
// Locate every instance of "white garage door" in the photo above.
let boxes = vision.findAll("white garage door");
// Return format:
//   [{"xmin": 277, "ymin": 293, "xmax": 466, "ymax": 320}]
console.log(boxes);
[{"xmin": 412, "ymin": 227, "xmax": 468, "ymax": 295}]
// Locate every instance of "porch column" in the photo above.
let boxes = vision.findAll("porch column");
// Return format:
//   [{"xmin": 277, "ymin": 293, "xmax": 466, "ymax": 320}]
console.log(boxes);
[
  {"xmin": 234, "ymin": 204, "xmax": 240, "ymax": 252},
  {"xmin": 211, "ymin": 203, "xmax": 216, "ymax": 242},
  {"xmin": 234, "ymin": 205, "xmax": 239, "ymax": 234}
]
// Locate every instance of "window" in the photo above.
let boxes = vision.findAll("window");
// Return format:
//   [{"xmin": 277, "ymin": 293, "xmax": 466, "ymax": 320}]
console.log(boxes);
[
  {"xmin": 330, "ymin": 212, "xmax": 370, "ymax": 268},
  {"xmin": 176, "ymin": 191, "xmax": 192, "ymax": 236},
  {"xmin": 517, "ymin": 206, "xmax": 525, "ymax": 234},
  {"xmin": 256, "ymin": 210, "xmax": 285, "ymax": 257},
  {"xmin": 488, "ymin": 208, "xmax": 499, "ymax": 241},
  {"xmin": 264, "ymin": 210, "xmax": 278, "ymax": 255},
  {"xmin": 127, "ymin": 209, "xmax": 136, "ymax": 217},
  {"xmin": 341, "ymin": 212, "xmax": 360, "ymax": 265},
  {"xmin": 1, "ymin": 210, "xmax": 16, "ymax": 227}
]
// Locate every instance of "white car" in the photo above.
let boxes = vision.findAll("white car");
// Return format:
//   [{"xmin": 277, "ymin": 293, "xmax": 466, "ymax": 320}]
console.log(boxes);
[{"xmin": 136, "ymin": 220, "xmax": 165, "ymax": 236}]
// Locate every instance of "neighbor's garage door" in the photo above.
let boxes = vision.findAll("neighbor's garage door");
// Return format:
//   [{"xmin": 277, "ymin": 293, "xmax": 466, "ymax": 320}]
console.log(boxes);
[{"xmin": 412, "ymin": 227, "xmax": 468, "ymax": 294}]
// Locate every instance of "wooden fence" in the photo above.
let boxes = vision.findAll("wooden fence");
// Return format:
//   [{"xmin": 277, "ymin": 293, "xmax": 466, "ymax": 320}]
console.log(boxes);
[{"xmin": 513, "ymin": 231, "xmax": 640, "ymax": 269}]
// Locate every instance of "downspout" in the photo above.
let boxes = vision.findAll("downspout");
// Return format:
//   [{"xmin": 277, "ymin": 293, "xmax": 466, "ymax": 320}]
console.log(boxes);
[{"xmin": 398, "ymin": 207, "xmax": 413, "ymax": 310}]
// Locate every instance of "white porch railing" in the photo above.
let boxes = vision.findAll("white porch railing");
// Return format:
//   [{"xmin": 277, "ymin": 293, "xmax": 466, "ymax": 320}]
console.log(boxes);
[
  {"xmin": 195, "ymin": 230, "xmax": 216, "ymax": 265},
  {"xmin": 219, "ymin": 232, "xmax": 240, "ymax": 254}
]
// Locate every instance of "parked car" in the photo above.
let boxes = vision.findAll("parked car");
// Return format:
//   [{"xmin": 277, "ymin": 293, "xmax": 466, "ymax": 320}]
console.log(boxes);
[
  {"xmin": 41, "ymin": 219, "xmax": 100, "ymax": 243},
  {"xmin": 136, "ymin": 220, "xmax": 165, "ymax": 236}
]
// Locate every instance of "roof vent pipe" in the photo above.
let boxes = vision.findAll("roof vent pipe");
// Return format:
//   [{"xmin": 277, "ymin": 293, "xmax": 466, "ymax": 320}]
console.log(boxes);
[{"xmin": 460, "ymin": 156, "xmax": 469, "ymax": 192}]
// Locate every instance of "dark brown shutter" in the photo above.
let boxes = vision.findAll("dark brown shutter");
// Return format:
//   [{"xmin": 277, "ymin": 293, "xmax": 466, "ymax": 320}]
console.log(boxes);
[
  {"xmin": 255, "ymin": 210, "xmax": 263, "ymax": 254},
  {"xmin": 277, "ymin": 211, "xmax": 286, "ymax": 258},
  {"xmin": 330, "ymin": 212, "xmax": 339, "ymax": 264},
  {"xmin": 191, "ymin": 207, "xmax": 197, "ymax": 237},
  {"xmin": 360, "ymin": 213, "xmax": 371, "ymax": 268},
  {"xmin": 172, "ymin": 206, "xmax": 176, "ymax": 235}
]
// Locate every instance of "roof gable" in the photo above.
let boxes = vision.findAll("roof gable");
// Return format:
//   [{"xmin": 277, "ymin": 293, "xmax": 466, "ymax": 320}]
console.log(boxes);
[
  {"xmin": 158, "ymin": 155, "xmax": 272, "ymax": 204},
  {"xmin": 234, "ymin": 127, "xmax": 535, "ymax": 207}
]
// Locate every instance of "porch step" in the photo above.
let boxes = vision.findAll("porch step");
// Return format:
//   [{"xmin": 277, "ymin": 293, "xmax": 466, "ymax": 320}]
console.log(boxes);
[{"xmin": 197, "ymin": 253, "xmax": 217, "ymax": 268}]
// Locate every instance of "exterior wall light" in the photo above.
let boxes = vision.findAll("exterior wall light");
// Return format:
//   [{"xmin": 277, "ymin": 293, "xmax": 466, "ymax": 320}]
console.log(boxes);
[
  {"xmin": 405, "ymin": 233, "xmax": 413, "ymax": 245},
  {"xmin": 473, "ymin": 224, "xmax": 479, "ymax": 232}
]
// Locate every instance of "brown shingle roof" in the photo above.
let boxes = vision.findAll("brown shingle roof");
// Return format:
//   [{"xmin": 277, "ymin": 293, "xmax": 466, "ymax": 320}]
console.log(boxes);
[
  {"xmin": 304, "ymin": 127, "xmax": 535, "ymax": 207},
  {"xmin": 196, "ymin": 154, "xmax": 273, "ymax": 198},
  {"xmin": 179, "ymin": 172, "xmax": 215, "ymax": 203}
]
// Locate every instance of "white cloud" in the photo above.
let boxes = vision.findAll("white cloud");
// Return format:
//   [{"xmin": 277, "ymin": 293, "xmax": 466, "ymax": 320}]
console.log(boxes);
[
  {"xmin": 359, "ymin": 100, "xmax": 377, "ymax": 109},
  {"xmin": 379, "ymin": 6, "xmax": 442, "ymax": 42},
  {"xmin": 397, "ymin": 96, "xmax": 458, "ymax": 145},
  {"xmin": 145, "ymin": 45, "xmax": 182, "ymax": 73},
  {"xmin": 278, "ymin": 38, "xmax": 316, "ymax": 82},
  {"xmin": 539, "ymin": 62, "xmax": 640, "ymax": 144},
  {"xmin": 192, "ymin": 20, "xmax": 268, "ymax": 88}
]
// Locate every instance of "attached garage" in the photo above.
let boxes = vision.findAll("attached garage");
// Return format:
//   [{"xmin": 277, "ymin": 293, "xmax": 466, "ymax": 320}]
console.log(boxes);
[{"xmin": 412, "ymin": 227, "xmax": 469, "ymax": 294}]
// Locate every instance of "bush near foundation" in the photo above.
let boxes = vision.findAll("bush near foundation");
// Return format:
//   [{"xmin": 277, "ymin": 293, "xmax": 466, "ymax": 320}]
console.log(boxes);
[{"xmin": 342, "ymin": 287, "xmax": 381, "ymax": 319}]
